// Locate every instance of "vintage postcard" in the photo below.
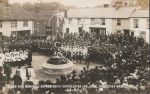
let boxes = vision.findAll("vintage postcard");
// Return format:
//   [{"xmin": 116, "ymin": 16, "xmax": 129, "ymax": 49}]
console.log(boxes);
[{"xmin": 0, "ymin": 0, "xmax": 149, "ymax": 94}]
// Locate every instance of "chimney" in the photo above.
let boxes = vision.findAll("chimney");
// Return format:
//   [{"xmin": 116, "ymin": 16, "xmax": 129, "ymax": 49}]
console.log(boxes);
[
  {"xmin": 115, "ymin": 1, "xmax": 122, "ymax": 10},
  {"xmin": 103, "ymin": 4, "xmax": 109, "ymax": 8}
]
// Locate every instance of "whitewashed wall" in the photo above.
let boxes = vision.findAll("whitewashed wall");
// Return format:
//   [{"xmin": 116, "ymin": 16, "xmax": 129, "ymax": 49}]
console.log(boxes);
[
  {"xmin": 130, "ymin": 18, "xmax": 149, "ymax": 43},
  {"xmin": 63, "ymin": 18, "xmax": 112, "ymax": 34},
  {"xmin": 112, "ymin": 19, "xmax": 130, "ymax": 33},
  {"xmin": 0, "ymin": 20, "xmax": 34, "ymax": 36}
]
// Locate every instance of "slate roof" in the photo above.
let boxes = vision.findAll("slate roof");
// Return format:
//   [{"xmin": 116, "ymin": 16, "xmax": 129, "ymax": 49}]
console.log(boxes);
[
  {"xmin": 0, "ymin": 6, "xmax": 33, "ymax": 20},
  {"xmin": 130, "ymin": 10, "xmax": 149, "ymax": 18},
  {"xmin": 29, "ymin": 11, "xmax": 55, "ymax": 21},
  {"xmin": 67, "ymin": 7, "xmax": 136, "ymax": 18}
]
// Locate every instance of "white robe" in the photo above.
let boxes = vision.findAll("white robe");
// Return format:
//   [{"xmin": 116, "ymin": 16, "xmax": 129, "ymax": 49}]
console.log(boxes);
[{"xmin": 0, "ymin": 53, "xmax": 5, "ymax": 67}]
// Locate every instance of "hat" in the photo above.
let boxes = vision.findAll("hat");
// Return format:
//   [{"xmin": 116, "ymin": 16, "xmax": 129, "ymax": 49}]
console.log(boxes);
[
  {"xmin": 114, "ymin": 76, "xmax": 118, "ymax": 78},
  {"xmin": 90, "ymin": 84, "xmax": 97, "ymax": 88},
  {"xmin": 74, "ymin": 76, "xmax": 80, "ymax": 79}
]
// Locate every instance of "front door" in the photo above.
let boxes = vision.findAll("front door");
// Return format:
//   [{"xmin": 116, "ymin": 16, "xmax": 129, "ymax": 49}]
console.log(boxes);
[
  {"xmin": 131, "ymin": 32, "xmax": 134, "ymax": 36},
  {"xmin": 11, "ymin": 31, "xmax": 17, "ymax": 37},
  {"xmin": 124, "ymin": 29, "xmax": 130, "ymax": 35},
  {"xmin": 17, "ymin": 30, "xmax": 30, "ymax": 37},
  {"xmin": 90, "ymin": 27, "xmax": 106, "ymax": 35},
  {"xmin": 100, "ymin": 28, "xmax": 106, "ymax": 35},
  {"xmin": 66, "ymin": 28, "xmax": 69, "ymax": 33}
]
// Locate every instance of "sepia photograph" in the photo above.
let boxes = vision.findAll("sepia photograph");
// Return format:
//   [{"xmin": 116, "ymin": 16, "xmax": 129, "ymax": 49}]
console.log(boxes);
[{"xmin": 0, "ymin": 0, "xmax": 149, "ymax": 94}]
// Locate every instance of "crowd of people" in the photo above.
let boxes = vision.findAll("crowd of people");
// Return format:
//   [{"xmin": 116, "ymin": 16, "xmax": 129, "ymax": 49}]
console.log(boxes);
[
  {"xmin": 63, "ymin": 32, "xmax": 145, "ymax": 47},
  {"xmin": 60, "ymin": 46, "xmax": 88, "ymax": 64},
  {"xmin": 52, "ymin": 32, "xmax": 150, "ymax": 93},
  {"xmin": 1, "ymin": 65, "xmax": 150, "ymax": 94},
  {"xmin": 2, "ymin": 49, "xmax": 32, "ymax": 67},
  {"xmin": 61, "ymin": 32, "xmax": 149, "ymax": 65},
  {"xmin": 0, "ymin": 64, "xmax": 35, "ymax": 94},
  {"xmin": 0, "ymin": 31, "xmax": 149, "ymax": 94},
  {"xmin": 1, "ymin": 36, "xmax": 56, "ymax": 56}
]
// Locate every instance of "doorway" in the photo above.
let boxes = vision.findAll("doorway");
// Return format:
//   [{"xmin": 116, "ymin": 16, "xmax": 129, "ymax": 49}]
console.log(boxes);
[
  {"xmin": 17, "ymin": 30, "xmax": 30, "ymax": 37},
  {"xmin": 90, "ymin": 27, "xmax": 106, "ymax": 35},
  {"xmin": 124, "ymin": 29, "xmax": 130, "ymax": 35}
]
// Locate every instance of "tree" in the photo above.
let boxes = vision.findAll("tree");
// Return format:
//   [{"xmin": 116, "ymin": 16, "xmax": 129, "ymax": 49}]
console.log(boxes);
[
  {"xmin": 137, "ymin": 0, "xmax": 149, "ymax": 8},
  {"xmin": 22, "ymin": 2, "xmax": 35, "ymax": 11},
  {"xmin": 22, "ymin": 2, "xmax": 77, "ymax": 12},
  {"xmin": 10, "ymin": 3, "xmax": 19, "ymax": 7}
]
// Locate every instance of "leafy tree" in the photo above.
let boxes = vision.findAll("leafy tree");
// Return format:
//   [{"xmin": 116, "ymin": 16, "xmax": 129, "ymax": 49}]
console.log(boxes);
[
  {"xmin": 137, "ymin": 0, "xmax": 149, "ymax": 8},
  {"xmin": 22, "ymin": 2, "xmax": 35, "ymax": 11},
  {"xmin": 22, "ymin": 2, "xmax": 73, "ymax": 12}
]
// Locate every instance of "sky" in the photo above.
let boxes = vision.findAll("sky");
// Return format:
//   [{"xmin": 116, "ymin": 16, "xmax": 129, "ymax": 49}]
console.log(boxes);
[{"xmin": 9, "ymin": 0, "xmax": 113, "ymax": 7}]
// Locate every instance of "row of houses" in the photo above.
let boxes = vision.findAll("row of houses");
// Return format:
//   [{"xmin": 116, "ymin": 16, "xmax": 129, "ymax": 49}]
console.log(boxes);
[
  {"xmin": 0, "ymin": 4, "xmax": 57, "ymax": 37},
  {"xmin": 0, "ymin": 5, "xmax": 34, "ymax": 37},
  {"xmin": 29, "ymin": 11, "xmax": 57, "ymax": 36},
  {"xmin": 63, "ymin": 7, "xmax": 149, "ymax": 43},
  {"xmin": 0, "ymin": 2, "xmax": 149, "ymax": 43}
]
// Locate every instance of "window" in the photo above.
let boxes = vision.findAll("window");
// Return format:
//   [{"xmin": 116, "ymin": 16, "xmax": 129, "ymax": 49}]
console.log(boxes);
[
  {"xmin": 101, "ymin": 19, "xmax": 105, "ymax": 25},
  {"xmin": 140, "ymin": 31, "xmax": 146, "ymax": 41},
  {"xmin": 117, "ymin": 19, "xmax": 121, "ymax": 26},
  {"xmin": 11, "ymin": 21, "xmax": 17, "ymax": 27},
  {"xmin": 11, "ymin": 31, "xmax": 17, "ymax": 37},
  {"xmin": 34, "ymin": 28, "xmax": 39, "ymax": 33},
  {"xmin": 79, "ymin": 27, "xmax": 83, "ymax": 36},
  {"xmin": 91, "ymin": 19, "xmax": 101, "ymax": 25},
  {"xmin": 68, "ymin": 19, "xmax": 72, "ymax": 24},
  {"xmin": 91, "ymin": 18, "xmax": 95, "ymax": 25},
  {"xmin": 133, "ymin": 19, "xmax": 139, "ymax": 28},
  {"xmin": 99, "ymin": 28, "xmax": 106, "ymax": 35},
  {"xmin": 95, "ymin": 19, "xmax": 101, "ymax": 24},
  {"xmin": 77, "ymin": 18, "xmax": 82, "ymax": 25},
  {"xmin": 66, "ymin": 28, "xmax": 69, "ymax": 33},
  {"xmin": 23, "ymin": 21, "xmax": 28, "ymax": 27},
  {"xmin": 147, "ymin": 19, "xmax": 149, "ymax": 28},
  {"xmin": 0, "ymin": 21, "xmax": 2, "ymax": 28},
  {"xmin": 131, "ymin": 31, "xmax": 134, "ymax": 36}
]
